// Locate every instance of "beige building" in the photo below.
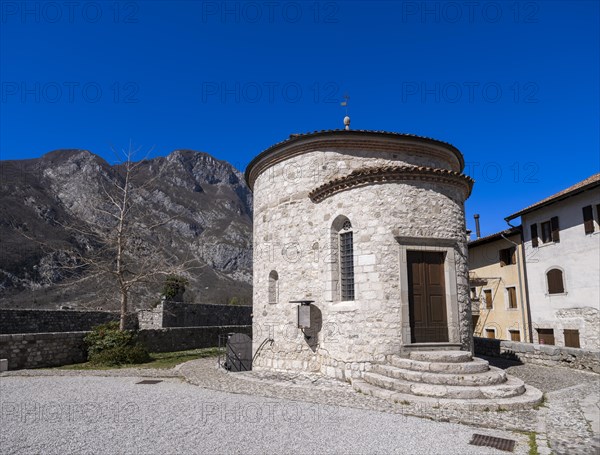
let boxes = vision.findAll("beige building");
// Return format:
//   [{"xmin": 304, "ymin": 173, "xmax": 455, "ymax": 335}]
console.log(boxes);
[
  {"xmin": 468, "ymin": 227, "xmax": 530, "ymax": 343},
  {"xmin": 506, "ymin": 173, "xmax": 600, "ymax": 349}
]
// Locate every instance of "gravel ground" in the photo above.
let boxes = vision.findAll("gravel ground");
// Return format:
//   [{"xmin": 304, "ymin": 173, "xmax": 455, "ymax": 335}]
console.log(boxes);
[{"xmin": 0, "ymin": 375, "xmax": 530, "ymax": 455}]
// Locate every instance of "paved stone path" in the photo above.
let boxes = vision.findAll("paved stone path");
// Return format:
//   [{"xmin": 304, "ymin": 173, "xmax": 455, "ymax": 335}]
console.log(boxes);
[
  {"xmin": 497, "ymin": 360, "xmax": 600, "ymax": 455},
  {"xmin": 0, "ymin": 375, "xmax": 529, "ymax": 455},
  {"xmin": 2, "ymin": 356, "xmax": 599, "ymax": 454}
]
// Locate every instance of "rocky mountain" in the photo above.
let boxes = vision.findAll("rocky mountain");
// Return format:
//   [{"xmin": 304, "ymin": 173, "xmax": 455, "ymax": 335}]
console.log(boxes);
[{"xmin": 0, "ymin": 149, "xmax": 253, "ymax": 309}]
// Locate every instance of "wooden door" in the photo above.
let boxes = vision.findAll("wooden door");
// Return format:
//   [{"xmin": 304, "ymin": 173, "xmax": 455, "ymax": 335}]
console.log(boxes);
[{"xmin": 407, "ymin": 251, "xmax": 449, "ymax": 343}]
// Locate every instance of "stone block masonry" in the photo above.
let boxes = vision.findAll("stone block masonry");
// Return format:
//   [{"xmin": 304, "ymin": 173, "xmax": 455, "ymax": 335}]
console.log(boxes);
[
  {"xmin": 0, "ymin": 332, "xmax": 88, "ymax": 370},
  {"xmin": 474, "ymin": 336, "xmax": 600, "ymax": 373},
  {"xmin": 138, "ymin": 302, "xmax": 252, "ymax": 329},
  {"xmin": 246, "ymin": 130, "xmax": 474, "ymax": 378},
  {"xmin": 0, "ymin": 309, "xmax": 120, "ymax": 334},
  {"xmin": 0, "ymin": 326, "xmax": 252, "ymax": 370},
  {"xmin": 138, "ymin": 325, "xmax": 252, "ymax": 353}
]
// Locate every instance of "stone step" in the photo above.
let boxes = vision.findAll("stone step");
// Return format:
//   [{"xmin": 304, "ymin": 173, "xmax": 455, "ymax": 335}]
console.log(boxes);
[
  {"xmin": 351, "ymin": 379, "xmax": 543, "ymax": 412},
  {"xmin": 390, "ymin": 355, "xmax": 490, "ymax": 374},
  {"xmin": 409, "ymin": 350, "xmax": 472, "ymax": 363},
  {"xmin": 371, "ymin": 363, "xmax": 507, "ymax": 386},
  {"xmin": 363, "ymin": 372, "xmax": 525, "ymax": 399}
]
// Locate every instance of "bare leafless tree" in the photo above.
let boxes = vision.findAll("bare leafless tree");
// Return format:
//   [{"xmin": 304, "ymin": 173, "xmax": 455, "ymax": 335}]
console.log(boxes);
[{"xmin": 15, "ymin": 145, "xmax": 201, "ymax": 330}]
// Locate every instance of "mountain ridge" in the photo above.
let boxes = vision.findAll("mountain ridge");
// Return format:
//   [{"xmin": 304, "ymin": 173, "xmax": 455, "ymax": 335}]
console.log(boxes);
[{"xmin": 0, "ymin": 148, "xmax": 253, "ymax": 309}]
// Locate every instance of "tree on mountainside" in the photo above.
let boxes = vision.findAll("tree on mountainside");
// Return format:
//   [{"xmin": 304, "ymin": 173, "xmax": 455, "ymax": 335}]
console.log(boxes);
[{"xmin": 15, "ymin": 146, "xmax": 201, "ymax": 330}]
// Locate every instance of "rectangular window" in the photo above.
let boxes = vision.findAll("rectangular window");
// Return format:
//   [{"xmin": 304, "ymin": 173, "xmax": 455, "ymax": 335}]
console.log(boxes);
[
  {"xmin": 537, "ymin": 328, "xmax": 555, "ymax": 345},
  {"xmin": 509, "ymin": 330, "xmax": 520, "ymax": 342},
  {"xmin": 485, "ymin": 328, "xmax": 496, "ymax": 339},
  {"xmin": 507, "ymin": 287, "xmax": 517, "ymax": 309},
  {"xmin": 564, "ymin": 329, "xmax": 581, "ymax": 348},
  {"xmin": 499, "ymin": 247, "xmax": 516, "ymax": 266},
  {"xmin": 583, "ymin": 205, "xmax": 595, "ymax": 234},
  {"xmin": 339, "ymin": 231, "xmax": 355, "ymax": 301},
  {"xmin": 470, "ymin": 287, "xmax": 478, "ymax": 300},
  {"xmin": 541, "ymin": 221, "xmax": 552, "ymax": 243},
  {"xmin": 484, "ymin": 289, "xmax": 493, "ymax": 309}
]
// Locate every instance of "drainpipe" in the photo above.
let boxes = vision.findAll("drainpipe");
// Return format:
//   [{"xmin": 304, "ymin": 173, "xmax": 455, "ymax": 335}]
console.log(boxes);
[{"xmin": 500, "ymin": 227, "xmax": 530, "ymax": 343}]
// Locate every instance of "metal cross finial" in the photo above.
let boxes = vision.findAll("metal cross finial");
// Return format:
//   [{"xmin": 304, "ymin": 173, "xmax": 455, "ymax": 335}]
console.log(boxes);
[
  {"xmin": 341, "ymin": 93, "xmax": 350, "ymax": 115},
  {"xmin": 341, "ymin": 93, "xmax": 350, "ymax": 130}
]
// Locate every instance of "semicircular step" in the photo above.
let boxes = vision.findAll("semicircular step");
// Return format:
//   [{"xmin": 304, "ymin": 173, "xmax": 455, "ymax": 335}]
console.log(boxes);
[
  {"xmin": 409, "ymin": 350, "xmax": 473, "ymax": 363},
  {"xmin": 371, "ymin": 363, "xmax": 507, "ymax": 386},
  {"xmin": 390, "ymin": 355, "xmax": 490, "ymax": 374},
  {"xmin": 363, "ymin": 372, "xmax": 525, "ymax": 399},
  {"xmin": 351, "ymin": 378, "xmax": 543, "ymax": 411}
]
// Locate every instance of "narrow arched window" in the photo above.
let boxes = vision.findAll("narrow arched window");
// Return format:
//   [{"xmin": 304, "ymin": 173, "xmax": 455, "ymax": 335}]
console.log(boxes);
[
  {"xmin": 268, "ymin": 271, "xmax": 279, "ymax": 303},
  {"xmin": 547, "ymin": 268, "xmax": 564, "ymax": 294},
  {"xmin": 339, "ymin": 220, "xmax": 355, "ymax": 301}
]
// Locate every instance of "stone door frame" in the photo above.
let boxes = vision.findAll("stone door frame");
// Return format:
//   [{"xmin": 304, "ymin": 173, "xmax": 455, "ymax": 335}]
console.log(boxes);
[{"xmin": 395, "ymin": 236, "xmax": 461, "ymax": 346}]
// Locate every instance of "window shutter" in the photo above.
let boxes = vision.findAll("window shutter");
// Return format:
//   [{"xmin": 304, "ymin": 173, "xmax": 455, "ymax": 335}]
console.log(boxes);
[
  {"xmin": 547, "ymin": 269, "xmax": 564, "ymax": 294},
  {"xmin": 530, "ymin": 223, "xmax": 539, "ymax": 247},
  {"xmin": 508, "ymin": 287, "xmax": 517, "ymax": 308},
  {"xmin": 551, "ymin": 216, "xmax": 560, "ymax": 242},
  {"xmin": 583, "ymin": 206, "xmax": 594, "ymax": 234},
  {"xmin": 564, "ymin": 329, "xmax": 580, "ymax": 348}
]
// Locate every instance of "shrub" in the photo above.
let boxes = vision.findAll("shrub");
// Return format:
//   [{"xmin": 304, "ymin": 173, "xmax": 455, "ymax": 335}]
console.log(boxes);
[
  {"xmin": 85, "ymin": 321, "xmax": 151, "ymax": 366},
  {"xmin": 162, "ymin": 275, "xmax": 188, "ymax": 301}
]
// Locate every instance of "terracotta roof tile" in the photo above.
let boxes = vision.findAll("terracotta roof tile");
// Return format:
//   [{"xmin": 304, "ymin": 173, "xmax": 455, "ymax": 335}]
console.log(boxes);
[
  {"xmin": 468, "ymin": 226, "xmax": 521, "ymax": 248},
  {"xmin": 309, "ymin": 165, "xmax": 474, "ymax": 203},
  {"xmin": 506, "ymin": 173, "xmax": 600, "ymax": 220},
  {"xmin": 245, "ymin": 129, "xmax": 465, "ymax": 188}
]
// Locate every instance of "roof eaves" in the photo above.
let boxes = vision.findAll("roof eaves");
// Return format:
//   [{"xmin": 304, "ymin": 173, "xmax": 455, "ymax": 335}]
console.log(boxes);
[
  {"xmin": 468, "ymin": 226, "xmax": 521, "ymax": 248},
  {"xmin": 244, "ymin": 129, "xmax": 464, "ymax": 187},
  {"xmin": 505, "ymin": 174, "xmax": 600, "ymax": 221}
]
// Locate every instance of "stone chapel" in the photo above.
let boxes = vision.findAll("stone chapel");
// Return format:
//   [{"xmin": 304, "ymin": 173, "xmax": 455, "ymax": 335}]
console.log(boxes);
[{"xmin": 244, "ymin": 126, "xmax": 543, "ymax": 409}]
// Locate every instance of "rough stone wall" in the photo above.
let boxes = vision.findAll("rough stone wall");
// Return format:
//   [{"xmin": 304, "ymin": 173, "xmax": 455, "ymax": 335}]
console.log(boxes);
[
  {"xmin": 137, "ymin": 303, "xmax": 252, "ymax": 329},
  {"xmin": 138, "ymin": 325, "xmax": 252, "ymax": 353},
  {"xmin": 530, "ymin": 307, "xmax": 600, "ymax": 350},
  {"xmin": 251, "ymin": 147, "xmax": 470, "ymax": 380},
  {"xmin": 474, "ymin": 336, "xmax": 600, "ymax": 373},
  {"xmin": 0, "ymin": 332, "xmax": 88, "ymax": 369},
  {"xmin": 0, "ymin": 326, "xmax": 251, "ymax": 370},
  {"xmin": 554, "ymin": 307, "xmax": 600, "ymax": 350},
  {"xmin": 0, "ymin": 309, "xmax": 120, "ymax": 334},
  {"xmin": 138, "ymin": 306, "xmax": 164, "ymax": 329}
]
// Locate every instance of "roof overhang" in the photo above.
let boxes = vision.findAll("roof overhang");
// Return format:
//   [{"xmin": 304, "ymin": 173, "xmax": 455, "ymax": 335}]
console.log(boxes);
[{"xmin": 244, "ymin": 130, "xmax": 466, "ymax": 190}]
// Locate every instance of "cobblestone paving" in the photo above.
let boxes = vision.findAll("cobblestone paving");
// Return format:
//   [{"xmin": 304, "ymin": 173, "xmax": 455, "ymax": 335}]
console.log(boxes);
[
  {"xmin": 179, "ymin": 358, "xmax": 541, "ymax": 432},
  {"xmin": 3, "ymin": 356, "xmax": 599, "ymax": 454},
  {"xmin": 482, "ymin": 357, "xmax": 600, "ymax": 455}
]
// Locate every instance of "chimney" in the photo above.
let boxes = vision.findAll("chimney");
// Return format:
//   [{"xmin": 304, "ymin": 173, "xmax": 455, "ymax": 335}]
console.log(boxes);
[{"xmin": 474, "ymin": 214, "xmax": 481, "ymax": 239}]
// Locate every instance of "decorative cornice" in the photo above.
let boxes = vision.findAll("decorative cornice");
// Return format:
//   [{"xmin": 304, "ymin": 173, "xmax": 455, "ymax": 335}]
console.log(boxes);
[
  {"xmin": 308, "ymin": 165, "xmax": 474, "ymax": 203},
  {"xmin": 244, "ymin": 130, "xmax": 466, "ymax": 190}
]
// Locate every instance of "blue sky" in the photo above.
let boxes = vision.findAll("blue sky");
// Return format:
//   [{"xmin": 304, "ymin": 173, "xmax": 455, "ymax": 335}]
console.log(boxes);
[{"xmin": 1, "ymin": 0, "xmax": 598, "ymax": 235}]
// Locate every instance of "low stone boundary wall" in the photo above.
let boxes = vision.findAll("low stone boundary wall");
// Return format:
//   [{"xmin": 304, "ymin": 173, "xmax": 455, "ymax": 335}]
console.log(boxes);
[
  {"xmin": 0, "ymin": 325, "xmax": 252, "ymax": 371},
  {"xmin": 138, "ymin": 325, "xmax": 252, "ymax": 353},
  {"xmin": 0, "ymin": 332, "xmax": 88, "ymax": 370},
  {"xmin": 0, "ymin": 309, "xmax": 120, "ymax": 334},
  {"xmin": 474, "ymin": 337, "xmax": 600, "ymax": 373},
  {"xmin": 138, "ymin": 302, "xmax": 252, "ymax": 329}
]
